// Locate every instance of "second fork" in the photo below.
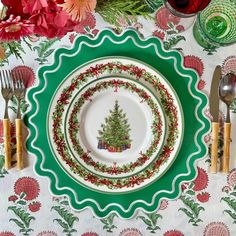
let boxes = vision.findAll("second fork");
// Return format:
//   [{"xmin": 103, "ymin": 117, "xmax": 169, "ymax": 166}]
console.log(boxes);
[
  {"xmin": 0, "ymin": 70, "xmax": 13, "ymax": 170},
  {"xmin": 13, "ymin": 70, "xmax": 26, "ymax": 170}
]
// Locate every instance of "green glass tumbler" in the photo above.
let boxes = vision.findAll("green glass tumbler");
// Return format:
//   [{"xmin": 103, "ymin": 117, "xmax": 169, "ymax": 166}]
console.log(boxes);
[{"xmin": 193, "ymin": 0, "xmax": 236, "ymax": 47}]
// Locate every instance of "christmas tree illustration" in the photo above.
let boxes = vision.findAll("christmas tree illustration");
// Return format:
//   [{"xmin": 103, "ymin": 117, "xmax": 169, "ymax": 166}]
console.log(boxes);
[{"xmin": 97, "ymin": 100, "xmax": 132, "ymax": 152}]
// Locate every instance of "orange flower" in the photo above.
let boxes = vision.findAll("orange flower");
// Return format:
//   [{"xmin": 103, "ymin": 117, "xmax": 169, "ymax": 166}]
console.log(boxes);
[{"xmin": 60, "ymin": 0, "xmax": 97, "ymax": 21}]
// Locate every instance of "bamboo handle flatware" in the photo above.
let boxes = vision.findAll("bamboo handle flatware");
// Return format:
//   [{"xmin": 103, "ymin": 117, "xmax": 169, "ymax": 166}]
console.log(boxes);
[
  {"xmin": 222, "ymin": 122, "xmax": 231, "ymax": 173},
  {"xmin": 219, "ymin": 72, "xmax": 236, "ymax": 173},
  {"xmin": 0, "ymin": 70, "xmax": 13, "ymax": 170},
  {"xmin": 15, "ymin": 119, "xmax": 23, "ymax": 170},
  {"xmin": 12, "ymin": 70, "xmax": 26, "ymax": 170},
  {"xmin": 209, "ymin": 65, "xmax": 222, "ymax": 173},
  {"xmin": 0, "ymin": 69, "xmax": 26, "ymax": 170},
  {"xmin": 3, "ymin": 118, "xmax": 11, "ymax": 169},
  {"xmin": 211, "ymin": 122, "xmax": 219, "ymax": 173}
]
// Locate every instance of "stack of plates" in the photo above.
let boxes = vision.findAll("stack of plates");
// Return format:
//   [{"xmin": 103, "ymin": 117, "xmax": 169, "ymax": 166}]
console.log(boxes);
[{"xmin": 26, "ymin": 30, "xmax": 210, "ymax": 218}]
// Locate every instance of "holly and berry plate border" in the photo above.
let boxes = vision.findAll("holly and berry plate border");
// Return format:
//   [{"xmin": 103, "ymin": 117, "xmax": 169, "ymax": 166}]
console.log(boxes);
[
  {"xmin": 65, "ymin": 77, "xmax": 166, "ymax": 178},
  {"xmin": 25, "ymin": 29, "xmax": 210, "ymax": 218}
]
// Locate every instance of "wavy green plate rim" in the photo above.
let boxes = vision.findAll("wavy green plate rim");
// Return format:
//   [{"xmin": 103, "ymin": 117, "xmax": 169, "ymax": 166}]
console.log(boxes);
[{"xmin": 25, "ymin": 29, "xmax": 210, "ymax": 219}]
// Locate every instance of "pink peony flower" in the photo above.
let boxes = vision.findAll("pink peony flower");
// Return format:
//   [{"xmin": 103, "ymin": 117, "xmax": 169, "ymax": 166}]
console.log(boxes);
[
  {"xmin": 0, "ymin": 15, "xmax": 34, "ymax": 41},
  {"xmin": 29, "ymin": 1, "xmax": 76, "ymax": 38},
  {"xmin": 22, "ymin": 0, "xmax": 48, "ymax": 15}
]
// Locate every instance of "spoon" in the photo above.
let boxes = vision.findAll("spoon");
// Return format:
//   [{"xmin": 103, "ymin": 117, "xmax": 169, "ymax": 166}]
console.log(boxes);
[{"xmin": 219, "ymin": 72, "xmax": 236, "ymax": 173}]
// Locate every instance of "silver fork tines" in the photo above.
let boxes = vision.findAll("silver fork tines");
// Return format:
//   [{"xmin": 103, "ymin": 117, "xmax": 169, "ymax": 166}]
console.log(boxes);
[
  {"xmin": 0, "ymin": 70, "xmax": 13, "ymax": 119},
  {"xmin": 12, "ymin": 70, "xmax": 26, "ymax": 119}
]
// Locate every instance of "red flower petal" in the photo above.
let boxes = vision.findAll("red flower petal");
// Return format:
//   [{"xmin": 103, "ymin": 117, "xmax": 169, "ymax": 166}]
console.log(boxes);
[
  {"xmin": 164, "ymin": 230, "xmax": 184, "ymax": 236},
  {"xmin": 197, "ymin": 192, "xmax": 210, "ymax": 203},
  {"xmin": 14, "ymin": 177, "xmax": 40, "ymax": 200},
  {"xmin": 184, "ymin": 55, "xmax": 204, "ymax": 77},
  {"xmin": 204, "ymin": 222, "xmax": 230, "ymax": 236},
  {"xmin": 0, "ymin": 232, "xmax": 15, "ymax": 236},
  {"xmin": 193, "ymin": 167, "xmax": 208, "ymax": 191},
  {"xmin": 28, "ymin": 201, "xmax": 41, "ymax": 212}
]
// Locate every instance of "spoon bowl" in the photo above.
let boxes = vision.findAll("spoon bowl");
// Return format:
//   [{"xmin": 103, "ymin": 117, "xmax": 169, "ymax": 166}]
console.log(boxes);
[{"xmin": 219, "ymin": 72, "xmax": 236, "ymax": 122}]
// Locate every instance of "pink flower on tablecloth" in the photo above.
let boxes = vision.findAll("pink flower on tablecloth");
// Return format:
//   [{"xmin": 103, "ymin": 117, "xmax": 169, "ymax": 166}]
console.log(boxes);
[
  {"xmin": 197, "ymin": 79, "xmax": 206, "ymax": 90},
  {"xmin": 222, "ymin": 56, "xmax": 236, "ymax": 76},
  {"xmin": 14, "ymin": 177, "xmax": 40, "ymax": 200},
  {"xmin": 0, "ymin": 232, "xmax": 15, "ymax": 236},
  {"xmin": 0, "ymin": 15, "xmax": 34, "ymax": 41},
  {"xmin": 92, "ymin": 29, "xmax": 99, "ymax": 36},
  {"xmin": 155, "ymin": 7, "xmax": 180, "ymax": 30},
  {"xmin": 197, "ymin": 192, "xmax": 210, "ymax": 203},
  {"xmin": 176, "ymin": 25, "xmax": 185, "ymax": 32},
  {"xmin": 222, "ymin": 186, "xmax": 231, "ymax": 193},
  {"xmin": 8, "ymin": 195, "xmax": 18, "ymax": 202},
  {"xmin": 184, "ymin": 55, "xmax": 204, "ymax": 77},
  {"xmin": 153, "ymin": 30, "xmax": 165, "ymax": 41},
  {"xmin": 81, "ymin": 233, "xmax": 99, "ymax": 236},
  {"xmin": 0, "ymin": 119, "xmax": 16, "ymax": 144},
  {"xmin": 28, "ymin": 201, "xmax": 41, "ymax": 212},
  {"xmin": 119, "ymin": 228, "xmax": 143, "ymax": 236},
  {"xmin": 193, "ymin": 167, "xmax": 209, "ymax": 191},
  {"xmin": 204, "ymin": 222, "xmax": 230, "ymax": 236},
  {"xmin": 37, "ymin": 231, "xmax": 58, "ymax": 236},
  {"xmin": 227, "ymin": 168, "xmax": 236, "ymax": 187},
  {"xmin": 158, "ymin": 199, "xmax": 168, "ymax": 210},
  {"xmin": 28, "ymin": 34, "xmax": 40, "ymax": 42},
  {"xmin": 69, "ymin": 33, "xmax": 76, "ymax": 43},
  {"xmin": 74, "ymin": 12, "xmax": 96, "ymax": 34},
  {"xmin": 204, "ymin": 134, "xmax": 211, "ymax": 144},
  {"xmin": 12, "ymin": 66, "xmax": 35, "ymax": 88},
  {"xmin": 163, "ymin": 230, "xmax": 184, "ymax": 236}
]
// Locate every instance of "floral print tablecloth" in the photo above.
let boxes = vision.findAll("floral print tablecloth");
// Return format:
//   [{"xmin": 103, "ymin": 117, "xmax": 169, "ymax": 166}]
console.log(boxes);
[{"xmin": 1, "ymin": 6, "xmax": 236, "ymax": 236}]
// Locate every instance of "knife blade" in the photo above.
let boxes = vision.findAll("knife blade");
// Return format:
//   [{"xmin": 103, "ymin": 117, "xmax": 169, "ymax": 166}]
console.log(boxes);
[
  {"xmin": 209, "ymin": 65, "xmax": 221, "ymax": 173},
  {"xmin": 209, "ymin": 65, "xmax": 221, "ymax": 122}
]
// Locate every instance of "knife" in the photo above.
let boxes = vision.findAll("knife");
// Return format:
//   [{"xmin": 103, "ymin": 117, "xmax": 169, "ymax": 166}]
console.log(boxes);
[{"xmin": 209, "ymin": 65, "xmax": 221, "ymax": 173}]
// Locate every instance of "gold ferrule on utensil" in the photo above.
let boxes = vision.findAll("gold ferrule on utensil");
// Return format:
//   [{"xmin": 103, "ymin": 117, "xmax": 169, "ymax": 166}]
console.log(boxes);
[
  {"xmin": 16, "ymin": 118, "xmax": 23, "ymax": 170},
  {"xmin": 3, "ymin": 118, "xmax": 11, "ymax": 169},
  {"xmin": 210, "ymin": 122, "xmax": 219, "ymax": 174},
  {"xmin": 223, "ymin": 122, "xmax": 231, "ymax": 173}
]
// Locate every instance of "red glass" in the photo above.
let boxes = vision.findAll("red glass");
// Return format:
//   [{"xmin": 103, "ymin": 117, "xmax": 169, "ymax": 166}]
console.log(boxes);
[{"xmin": 165, "ymin": 0, "xmax": 212, "ymax": 17}]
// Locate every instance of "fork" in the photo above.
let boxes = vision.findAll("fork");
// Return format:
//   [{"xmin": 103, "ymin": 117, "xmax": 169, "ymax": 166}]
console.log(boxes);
[
  {"xmin": 13, "ymin": 70, "xmax": 26, "ymax": 170},
  {"xmin": 0, "ymin": 70, "xmax": 13, "ymax": 170}
]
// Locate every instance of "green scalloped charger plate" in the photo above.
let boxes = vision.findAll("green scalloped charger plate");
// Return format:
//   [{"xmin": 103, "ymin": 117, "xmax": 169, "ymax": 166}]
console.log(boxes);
[{"xmin": 25, "ymin": 29, "xmax": 210, "ymax": 219}]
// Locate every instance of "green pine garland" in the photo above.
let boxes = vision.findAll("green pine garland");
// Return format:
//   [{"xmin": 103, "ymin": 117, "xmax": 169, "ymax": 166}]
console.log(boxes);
[{"xmin": 96, "ymin": 0, "xmax": 163, "ymax": 28}]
